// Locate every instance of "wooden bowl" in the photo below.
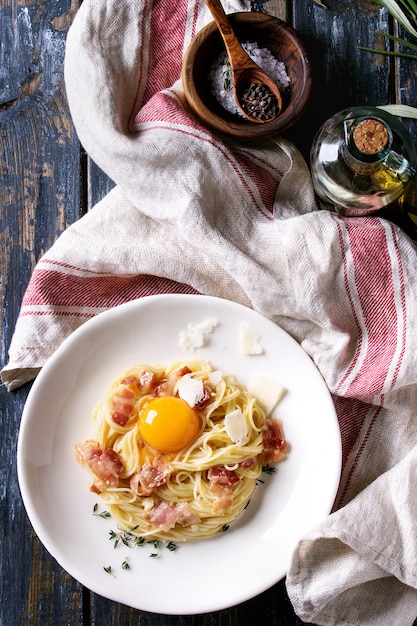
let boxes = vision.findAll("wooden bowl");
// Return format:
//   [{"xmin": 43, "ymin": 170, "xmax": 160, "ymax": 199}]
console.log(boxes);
[{"xmin": 182, "ymin": 12, "xmax": 312, "ymax": 138}]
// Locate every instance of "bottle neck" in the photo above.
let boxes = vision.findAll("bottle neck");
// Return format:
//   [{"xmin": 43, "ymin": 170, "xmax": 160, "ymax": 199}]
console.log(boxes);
[{"xmin": 343, "ymin": 116, "xmax": 392, "ymax": 172}]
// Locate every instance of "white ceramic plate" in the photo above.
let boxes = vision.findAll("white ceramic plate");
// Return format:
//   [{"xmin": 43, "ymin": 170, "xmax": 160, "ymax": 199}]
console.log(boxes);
[{"xmin": 18, "ymin": 294, "xmax": 341, "ymax": 615}]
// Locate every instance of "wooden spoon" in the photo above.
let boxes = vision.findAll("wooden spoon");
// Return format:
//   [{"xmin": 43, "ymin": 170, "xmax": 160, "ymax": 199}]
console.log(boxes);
[{"xmin": 205, "ymin": 0, "xmax": 283, "ymax": 123}]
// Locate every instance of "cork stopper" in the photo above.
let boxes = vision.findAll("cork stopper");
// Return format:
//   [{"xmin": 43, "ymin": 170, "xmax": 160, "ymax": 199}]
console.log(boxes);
[{"xmin": 352, "ymin": 118, "xmax": 389, "ymax": 155}]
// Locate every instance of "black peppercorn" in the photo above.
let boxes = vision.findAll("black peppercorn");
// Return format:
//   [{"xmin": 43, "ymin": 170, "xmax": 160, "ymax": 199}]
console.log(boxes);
[{"xmin": 241, "ymin": 82, "xmax": 278, "ymax": 121}]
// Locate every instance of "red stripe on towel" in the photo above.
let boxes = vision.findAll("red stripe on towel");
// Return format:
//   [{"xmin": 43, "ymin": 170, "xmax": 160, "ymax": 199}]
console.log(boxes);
[
  {"xmin": 333, "ymin": 399, "xmax": 382, "ymax": 510},
  {"xmin": 386, "ymin": 223, "xmax": 408, "ymax": 389},
  {"xmin": 142, "ymin": 0, "xmax": 188, "ymax": 104},
  {"xmin": 335, "ymin": 218, "xmax": 403, "ymax": 402},
  {"xmin": 22, "ymin": 268, "xmax": 199, "ymax": 311},
  {"xmin": 333, "ymin": 395, "xmax": 373, "ymax": 472}
]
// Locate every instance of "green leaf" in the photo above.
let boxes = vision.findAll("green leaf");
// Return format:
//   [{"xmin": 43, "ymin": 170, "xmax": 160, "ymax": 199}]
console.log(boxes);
[
  {"xmin": 377, "ymin": 103, "xmax": 417, "ymax": 118},
  {"xmin": 103, "ymin": 566, "xmax": 115, "ymax": 577},
  {"xmin": 134, "ymin": 536, "xmax": 145, "ymax": 546},
  {"xmin": 376, "ymin": 0, "xmax": 417, "ymax": 38},
  {"xmin": 375, "ymin": 29, "xmax": 417, "ymax": 49},
  {"xmin": 359, "ymin": 46, "xmax": 417, "ymax": 59},
  {"xmin": 149, "ymin": 540, "xmax": 160, "ymax": 557}
]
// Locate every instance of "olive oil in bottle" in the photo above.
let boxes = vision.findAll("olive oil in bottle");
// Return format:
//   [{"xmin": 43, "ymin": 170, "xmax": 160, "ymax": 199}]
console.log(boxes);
[{"xmin": 310, "ymin": 106, "xmax": 417, "ymax": 217}]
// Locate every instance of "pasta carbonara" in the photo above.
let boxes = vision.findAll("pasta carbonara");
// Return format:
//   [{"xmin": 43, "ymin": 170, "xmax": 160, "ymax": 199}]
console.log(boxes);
[{"xmin": 75, "ymin": 360, "xmax": 287, "ymax": 542}]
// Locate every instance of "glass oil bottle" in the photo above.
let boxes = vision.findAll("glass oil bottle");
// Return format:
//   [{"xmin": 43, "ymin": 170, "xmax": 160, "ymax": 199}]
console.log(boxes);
[{"xmin": 310, "ymin": 106, "xmax": 417, "ymax": 218}]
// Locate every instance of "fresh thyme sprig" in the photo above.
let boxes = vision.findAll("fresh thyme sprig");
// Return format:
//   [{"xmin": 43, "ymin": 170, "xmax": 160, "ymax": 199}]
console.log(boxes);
[
  {"xmin": 121, "ymin": 557, "xmax": 131, "ymax": 570},
  {"xmin": 256, "ymin": 464, "xmax": 277, "ymax": 485},
  {"xmin": 109, "ymin": 527, "xmax": 143, "ymax": 549},
  {"xmin": 93, "ymin": 503, "xmax": 111, "ymax": 519},
  {"xmin": 149, "ymin": 540, "xmax": 160, "ymax": 557}
]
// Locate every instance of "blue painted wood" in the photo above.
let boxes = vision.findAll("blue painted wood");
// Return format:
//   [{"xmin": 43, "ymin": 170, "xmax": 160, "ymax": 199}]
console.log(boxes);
[{"xmin": 0, "ymin": 2, "xmax": 85, "ymax": 625}]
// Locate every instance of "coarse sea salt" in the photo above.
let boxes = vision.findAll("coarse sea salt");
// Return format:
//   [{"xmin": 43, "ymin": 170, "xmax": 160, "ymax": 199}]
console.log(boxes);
[{"xmin": 209, "ymin": 42, "xmax": 291, "ymax": 117}]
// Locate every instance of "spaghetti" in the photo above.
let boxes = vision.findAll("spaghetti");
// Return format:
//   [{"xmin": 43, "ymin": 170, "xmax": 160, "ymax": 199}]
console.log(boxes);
[{"xmin": 75, "ymin": 360, "xmax": 287, "ymax": 542}]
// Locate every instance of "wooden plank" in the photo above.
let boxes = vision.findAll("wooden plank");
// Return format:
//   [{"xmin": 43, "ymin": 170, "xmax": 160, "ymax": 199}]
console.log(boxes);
[
  {"xmin": 394, "ymin": 21, "xmax": 417, "ymax": 144},
  {"xmin": 287, "ymin": 0, "xmax": 392, "ymax": 159},
  {"xmin": 88, "ymin": 158, "xmax": 115, "ymax": 210},
  {"xmin": 0, "ymin": 1, "xmax": 85, "ymax": 625}
]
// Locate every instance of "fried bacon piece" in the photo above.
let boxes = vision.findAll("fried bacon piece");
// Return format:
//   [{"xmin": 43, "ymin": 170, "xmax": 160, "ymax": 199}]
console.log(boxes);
[
  {"xmin": 153, "ymin": 366, "xmax": 192, "ymax": 397},
  {"xmin": 207, "ymin": 466, "xmax": 240, "ymax": 514},
  {"xmin": 111, "ymin": 369, "xmax": 157, "ymax": 426},
  {"xmin": 260, "ymin": 418, "xmax": 287, "ymax": 464},
  {"xmin": 147, "ymin": 500, "xmax": 200, "ymax": 532},
  {"xmin": 74, "ymin": 440, "xmax": 123, "ymax": 489},
  {"xmin": 129, "ymin": 454, "xmax": 172, "ymax": 496},
  {"xmin": 194, "ymin": 385, "xmax": 211, "ymax": 409},
  {"xmin": 175, "ymin": 502, "xmax": 201, "ymax": 527},
  {"xmin": 111, "ymin": 385, "xmax": 136, "ymax": 426}
]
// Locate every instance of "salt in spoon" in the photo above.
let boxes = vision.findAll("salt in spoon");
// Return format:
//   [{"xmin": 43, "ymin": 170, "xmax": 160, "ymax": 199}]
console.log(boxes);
[{"xmin": 205, "ymin": 0, "xmax": 283, "ymax": 122}]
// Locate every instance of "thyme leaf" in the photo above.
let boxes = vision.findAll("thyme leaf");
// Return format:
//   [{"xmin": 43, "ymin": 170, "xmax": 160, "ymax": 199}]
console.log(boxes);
[
  {"xmin": 149, "ymin": 540, "xmax": 160, "ymax": 557},
  {"xmin": 109, "ymin": 528, "xmax": 143, "ymax": 549},
  {"xmin": 93, "ymin": 504, "xmax": 111, "ymax": 519},
  {"xmin": 166, "ymin": 542, "xmax": 178, "ymax": 552},
  {"xmin": 103, "ymin": 566, "xmax": 115, "ymax": 577},
  {"xmin": 122, "ymin": 557, "xmax": 130, "ymax": 570},
  {"xmin": 134, "ymin": 536, "xmax": 146, "ymax": 547}
]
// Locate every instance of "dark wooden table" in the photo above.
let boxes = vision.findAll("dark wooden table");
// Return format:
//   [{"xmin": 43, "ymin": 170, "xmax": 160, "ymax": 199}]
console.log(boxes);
[{"xmin": 2, "ymin": 1, "xmax": 417, "ymax": 624}]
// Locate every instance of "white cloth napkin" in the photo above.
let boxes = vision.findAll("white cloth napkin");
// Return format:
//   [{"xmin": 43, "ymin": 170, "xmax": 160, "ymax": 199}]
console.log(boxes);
[{"xmin": 3, "ymin": 0, "xmax": 417, "ymax": 624}]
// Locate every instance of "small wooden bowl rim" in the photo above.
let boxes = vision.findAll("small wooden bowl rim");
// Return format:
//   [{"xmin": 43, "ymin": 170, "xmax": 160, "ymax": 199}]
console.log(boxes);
[{"xmin": 182, "ymin": 12, "xmax": 313, "ymax": 138}]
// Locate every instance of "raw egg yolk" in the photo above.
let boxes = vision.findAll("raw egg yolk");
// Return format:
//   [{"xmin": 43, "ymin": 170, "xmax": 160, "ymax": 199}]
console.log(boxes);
[{"xmin": 139, "ymin": 397, "xmax": 201, "ymax": 453}]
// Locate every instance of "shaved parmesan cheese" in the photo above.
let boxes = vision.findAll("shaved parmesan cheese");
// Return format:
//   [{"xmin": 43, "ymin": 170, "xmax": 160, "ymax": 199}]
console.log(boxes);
[
  {"xmin": 225, "ymin": 408, "xmax": 249, "ymax": 445},
  {"xmin": 249, "ymin": 375, "xmax": 286, "ymax": 416},
  {"xmin": 239, "ymin": 322, "xmax": 264, "ymax": 355},
  {"xmin": 208, "ymin": 370, "xmax": 223, "ymax": 386},
  {"xmin": 175, "ymin": 374, "xmax": 205, "ymax": 407},
  {"xmin": 179, "ymin": 318, "xmax": 219, "ymax": 350}
]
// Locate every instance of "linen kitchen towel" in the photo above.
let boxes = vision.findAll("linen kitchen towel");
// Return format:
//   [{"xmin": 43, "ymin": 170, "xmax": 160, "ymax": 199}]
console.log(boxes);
[{"xmin": 3, "ymin": 0, "xmax": 417, "ymax": 624}]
